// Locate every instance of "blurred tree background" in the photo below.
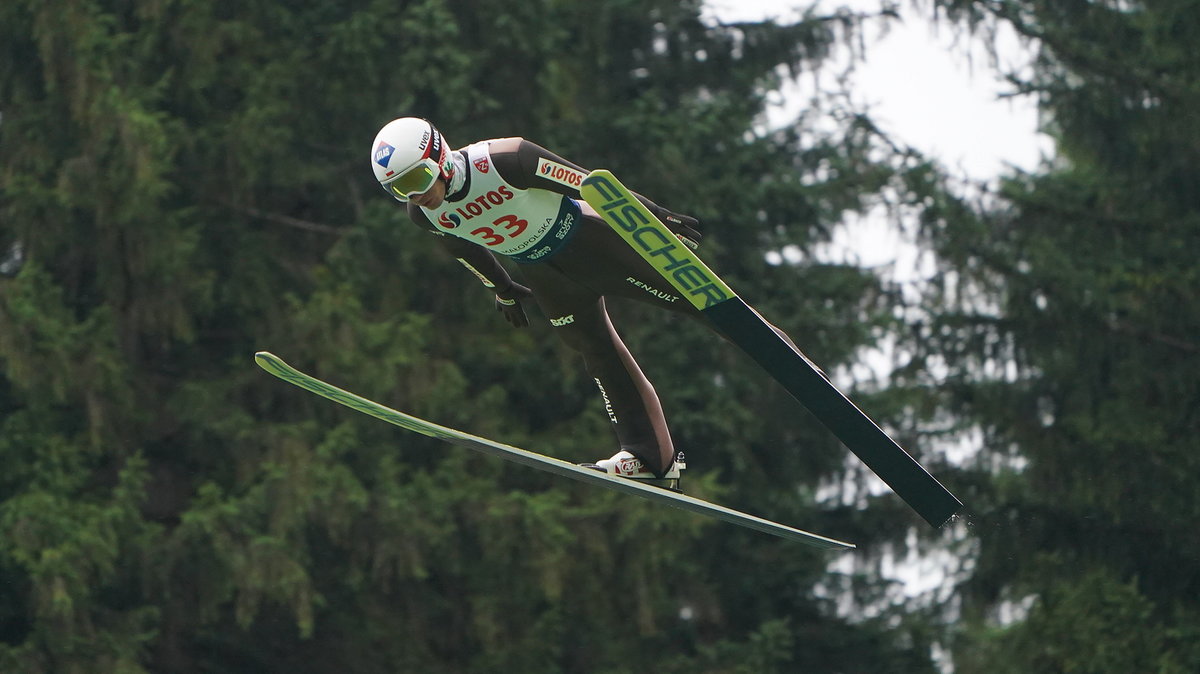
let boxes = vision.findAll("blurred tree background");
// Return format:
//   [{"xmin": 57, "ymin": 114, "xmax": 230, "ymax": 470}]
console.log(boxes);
[
  {"xmin": 1, "ymin": 0, "xmax": 1196, "ymax": 672},
  {"xmin": 915, "ymin": 0, "xmax": 1200, "ymax": 671}
]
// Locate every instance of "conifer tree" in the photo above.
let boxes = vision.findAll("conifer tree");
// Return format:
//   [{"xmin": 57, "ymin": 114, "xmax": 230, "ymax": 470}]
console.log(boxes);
[
  {"xmin": 912, "ymin": 1, "xmax": 1200, "ymax": 670},
  {"xmin": 2, "ymin": 1, "xmax": 948, "ymax": 671}
]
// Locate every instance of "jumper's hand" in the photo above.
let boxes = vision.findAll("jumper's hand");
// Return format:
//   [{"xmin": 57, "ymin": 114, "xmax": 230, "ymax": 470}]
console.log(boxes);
[
  {"xmin": 495, "ymin": 283, "xmax": 534, "ymax": 328},
  {"xmin": 658, "ymin": 208, "xmax": 701, "ymax": 250}
]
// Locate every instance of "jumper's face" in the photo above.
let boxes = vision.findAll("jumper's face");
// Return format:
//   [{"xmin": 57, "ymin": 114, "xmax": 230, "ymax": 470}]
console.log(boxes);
[{"xmin": 410, "ymin": 177, "xmax": 447, "ymax": 209}]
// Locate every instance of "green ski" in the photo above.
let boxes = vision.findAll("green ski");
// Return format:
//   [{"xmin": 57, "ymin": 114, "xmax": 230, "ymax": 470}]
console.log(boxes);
[
  {"xmin": 580, "ymin": 169, "xmax": 962, "ymax": 528},
  {"xmin": 255, "ymin": 352, "xmax": 854, "ymax": 550}
]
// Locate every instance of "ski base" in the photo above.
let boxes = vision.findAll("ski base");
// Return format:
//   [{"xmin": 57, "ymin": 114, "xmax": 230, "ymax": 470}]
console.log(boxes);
[{"xmin": 255, "ymin": 352, "xmax": 854, "ymax": 550}]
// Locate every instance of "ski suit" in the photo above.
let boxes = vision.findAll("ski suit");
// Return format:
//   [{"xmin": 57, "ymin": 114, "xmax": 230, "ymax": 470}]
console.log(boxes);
[{"xmin": 407, "ymin": 137, "xmax": 709, "ymax": 476}]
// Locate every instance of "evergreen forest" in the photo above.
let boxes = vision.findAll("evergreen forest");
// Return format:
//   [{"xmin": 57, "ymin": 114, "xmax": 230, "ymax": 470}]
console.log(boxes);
[{"xmin": 2, "ymin": 0, "xmax": 1198, "ymax": 672}]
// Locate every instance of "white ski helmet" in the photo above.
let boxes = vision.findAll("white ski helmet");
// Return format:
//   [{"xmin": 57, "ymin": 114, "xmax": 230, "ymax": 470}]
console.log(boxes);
[{"xmin": 370, "ymin": 117, "xmax": 454, "ymax": 201}]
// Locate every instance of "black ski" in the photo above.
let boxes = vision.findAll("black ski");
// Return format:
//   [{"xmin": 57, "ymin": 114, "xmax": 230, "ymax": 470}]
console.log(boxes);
[{"xmin": 581, "ymin": 169, "xmax": 962, "ymax": 527}]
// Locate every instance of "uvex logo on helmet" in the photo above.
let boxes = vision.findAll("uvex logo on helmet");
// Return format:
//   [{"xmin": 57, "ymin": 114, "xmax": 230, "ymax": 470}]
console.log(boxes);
[{"xmin": 424, "ymin": 128, "xmax": 442, "ymax": 160}]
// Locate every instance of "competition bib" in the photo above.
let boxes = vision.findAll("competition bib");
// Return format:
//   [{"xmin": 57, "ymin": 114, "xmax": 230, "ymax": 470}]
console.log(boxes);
[{"xmin": 422, "ymin": 141, "xmax": 579, "ymax": 263}]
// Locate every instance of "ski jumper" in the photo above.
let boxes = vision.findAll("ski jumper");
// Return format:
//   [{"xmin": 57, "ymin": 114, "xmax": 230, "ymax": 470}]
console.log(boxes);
[{"xmin": 406, "ymin": 137, "xmax": 706, "ymax": 475}]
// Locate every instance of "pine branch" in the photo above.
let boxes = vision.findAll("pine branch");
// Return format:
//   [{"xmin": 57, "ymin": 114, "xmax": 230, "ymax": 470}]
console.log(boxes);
[
  {"xmin": 217, "ymin": 199, "xmax": 349, "ymax": 236},
  {"xmin": 1108, "ymin": 319, "xmax": 1200, "ymax": 354}
]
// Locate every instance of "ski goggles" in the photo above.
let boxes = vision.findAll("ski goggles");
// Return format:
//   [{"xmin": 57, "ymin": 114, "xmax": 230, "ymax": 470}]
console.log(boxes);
[{"xmin": 385, "ymin": 159, "xmax": 439, "ymax": 200}]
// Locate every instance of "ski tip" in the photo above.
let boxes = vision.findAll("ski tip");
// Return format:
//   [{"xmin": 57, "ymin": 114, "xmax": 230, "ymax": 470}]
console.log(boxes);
[
  {"xmin": 580, "ymin": 168, "xmax": 616, "ymax": 188},
  {"xmin": 254, "ymin": 351, "xmax": 285, "ymax": 372}
]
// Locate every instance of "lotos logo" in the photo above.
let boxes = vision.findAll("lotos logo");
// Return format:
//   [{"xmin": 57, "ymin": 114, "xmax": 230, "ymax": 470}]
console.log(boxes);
[
  {"xmin": 374, "ymin": 141, "xmax": 395, "ymax": 168},
  {"xmin": 536, "ymin": 158, "xmax": 586, "ymax": 189},
  {"xmin": 474, "ymin": 157, "xmax": 490, "ymax": 173},
  {"xmin": 437, "ymin": 186, "xmax": 516, "ymax": 224}
]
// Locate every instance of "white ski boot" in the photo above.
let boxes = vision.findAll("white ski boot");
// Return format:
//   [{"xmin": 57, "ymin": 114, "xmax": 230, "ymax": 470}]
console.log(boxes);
[{"xmin": 580, "ymin": 450, "xmax": 686, "ymax": 492}]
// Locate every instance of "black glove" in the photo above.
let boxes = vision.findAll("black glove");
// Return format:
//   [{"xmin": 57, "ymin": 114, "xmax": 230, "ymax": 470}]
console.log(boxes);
[
  {"xmin": 495, "ymin": 282, "xmax": 534, "ymax": 328},
  {"xmin": 657, "ymin": 208, "xmax": 702, "ymax": 250}
]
